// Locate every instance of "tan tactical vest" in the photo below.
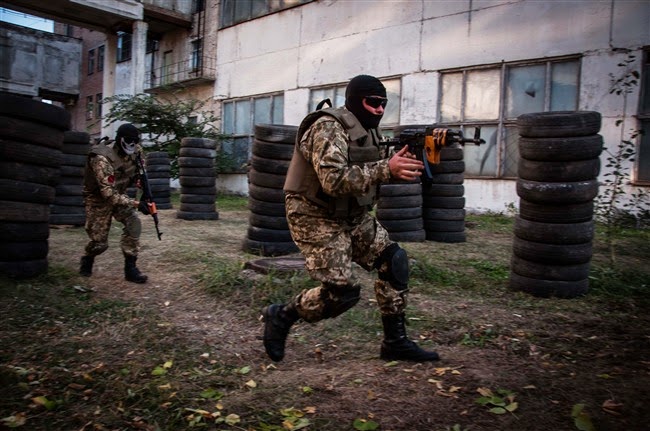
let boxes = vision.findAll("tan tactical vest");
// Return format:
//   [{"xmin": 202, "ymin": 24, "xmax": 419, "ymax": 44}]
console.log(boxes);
[
  {"xmin": 284, "ymin": 107, "xmax": 381, "ymax": 217},
  {"xmin": 83, "ymin": 142, "xmax": 137, "ymax": 197}
]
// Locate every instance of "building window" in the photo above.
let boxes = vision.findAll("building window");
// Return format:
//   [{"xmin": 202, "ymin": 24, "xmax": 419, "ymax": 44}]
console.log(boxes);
[
  {"xmin": 95, "ymin": 93, "xmax": 103, "ymax": 119},
  {"xmin": 308, "ymin": 78, "xmax": 401, "ymax": 131},
  {"xmin": 86, "ymin": 96, "xmax": 94, "ymax": 121},
  {"xmin": 637, "ymin": 48, "xmax": 650, "ymax": 183},
  {"xmin": 439, "ymin": 56, "xmax": 580, "ymax": 178},
  {"xmin": 97, "ymin": 45, "xmax": 104, "ymax": 72},
  {"xmin": 117, "ymin": 32, "xmax": 132, "ymax": 63},
  {"xmin": 220, "ymin": 0, "xmax": 313, "ymax": 28},
  {"xmin": 193, "ymin": 0, "xmax": 205, "ymax": 13},
  {"xmin": 222, "ymin": 93, "xmax": 284, "ymax": 173},
  {"xmin": 87, "ymin": 49, "xmax": 95, "ymax": 75},
  {"xmin": 190, "ymin": 39, "xmax": 202, "ymax": 71}
]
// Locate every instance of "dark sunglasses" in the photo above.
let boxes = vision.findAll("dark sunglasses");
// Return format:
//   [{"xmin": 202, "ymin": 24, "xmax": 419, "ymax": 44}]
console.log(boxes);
[
  {"xmin": 123, "ymin": 137, "xmax": 139, "ymax": 145},
  {"xmin": 364, "ymin": 96, "xmax": 388, "ymax": 108}
]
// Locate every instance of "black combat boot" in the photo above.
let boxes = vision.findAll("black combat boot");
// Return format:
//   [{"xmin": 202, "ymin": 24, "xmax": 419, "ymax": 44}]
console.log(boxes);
[
  {"xmin": 380, "ymin": 313, "xmax": 440, "ymax": 362},
  {"xmin": 262, "ymin": 303, "xmax": 299, "ymax": 362},
  {"xmin": 124, "ymin": 254, "xmax": 148, "ymax": 284},
  {"xmin": 79, "ymin": 255, "xmax": 94, "ymax": 277}
]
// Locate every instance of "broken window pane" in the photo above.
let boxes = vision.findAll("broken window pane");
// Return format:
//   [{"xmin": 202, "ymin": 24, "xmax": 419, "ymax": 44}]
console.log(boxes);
[
  {"xmin": 550, "ymin": 60, "xmax": 579, "ymax": 111},
  {"xmin": 506, "ymin": 64, "xmax": 545, "ymax": 118},
  {"xmin": 464, "ymin": 125, "xmax": 498, "ymax": 176}
]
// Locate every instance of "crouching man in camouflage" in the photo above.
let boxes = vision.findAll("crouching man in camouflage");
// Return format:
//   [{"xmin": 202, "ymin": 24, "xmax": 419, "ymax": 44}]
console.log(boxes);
[
  {"xmin": 79, "ymin": 123, "xmax": 151, "ymax": 283},
  {"xmin": 263, "ymin": 75, "xmax": 440, "ymax": 363}
]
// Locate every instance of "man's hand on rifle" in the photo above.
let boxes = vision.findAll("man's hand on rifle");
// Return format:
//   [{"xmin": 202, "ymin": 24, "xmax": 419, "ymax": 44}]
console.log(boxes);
[
  {"xmin": 137, "ymin": 200, "xmax": 152, "ymax": 215},
  {"xmin": 388, "ymin": 145, "xmax": 425, "ymax": 182}
]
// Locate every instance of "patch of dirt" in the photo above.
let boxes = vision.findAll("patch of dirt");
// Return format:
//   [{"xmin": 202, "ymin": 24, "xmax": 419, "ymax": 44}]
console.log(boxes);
[{"xmin": 1, "ymin": 207, "xmax": 650, "ymax": 431}]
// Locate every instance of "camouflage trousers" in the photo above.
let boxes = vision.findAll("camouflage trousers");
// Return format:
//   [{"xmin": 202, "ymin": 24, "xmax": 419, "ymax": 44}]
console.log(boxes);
[
  {"xmin": 285, "ymin": 195, "xmax": 407, "ymax": 323},
  {"xmin": 83, "ymin": 197, "xmax": 141, "ymax": 258}
]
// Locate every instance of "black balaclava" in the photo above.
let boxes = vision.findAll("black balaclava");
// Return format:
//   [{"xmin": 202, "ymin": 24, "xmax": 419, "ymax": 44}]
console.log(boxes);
[{"xmin": 345, "ymin": 74, "xmax": 386, "ymax": 130}]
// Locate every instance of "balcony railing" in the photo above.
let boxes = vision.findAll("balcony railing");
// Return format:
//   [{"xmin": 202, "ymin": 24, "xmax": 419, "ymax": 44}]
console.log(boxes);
[{"xmin": 145, "ymin": 56, "xmax": 216, "ymax": 91}]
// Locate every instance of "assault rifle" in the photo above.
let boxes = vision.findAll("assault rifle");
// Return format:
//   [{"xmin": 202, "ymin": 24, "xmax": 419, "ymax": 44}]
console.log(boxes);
[
  {"xmin": 381, "ymin": 126, "xmax": 485, "ymax": 180},
  {"xmin": 135, "ymin": 153, "xmax": 163, "ymax": 240}
]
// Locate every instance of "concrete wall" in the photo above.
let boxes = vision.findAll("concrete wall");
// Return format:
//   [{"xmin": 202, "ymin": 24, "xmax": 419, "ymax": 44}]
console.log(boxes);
[
  {"xmin": 212, "ymin": 0, "xmax": 650, "ymax": 212},
  {"xmin": 0, "ymin": 21, "xmax": 81, "ymax": 99}
]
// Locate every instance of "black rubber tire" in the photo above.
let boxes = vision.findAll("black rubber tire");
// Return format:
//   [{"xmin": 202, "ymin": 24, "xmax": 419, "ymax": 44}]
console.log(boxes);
[
  {"xmin": 254, "ymin": 124, "xmax": 298, "ymax": 143},
  {"xmin": 518, "ymin": 135, "xmax": 603, "ymax": 161},
  {"xmin": 0, "ymin": 116, "xmax": 64, "ymax": 149},
  {"xmin": 0, "ymin": 222, "xmax": 49, "ymax": 241},
  {"xmin": 250, "ymin": 155, "xmax": 291, "ymax": 175},
  {"xmin": 422, "ymin": 208, "xmax": 466, "ymax": 221},
  {"xmin": 181, "ymin": 137, "xmax": 217, "ymax": 149},
  {"xmin": 178, "ymin": 156, "xmax": 214, "ymax": 168},
  {"xmin": 179, "ymin": 167, "xmax": 215, "ymax": 177},
  {"xmin": 247, "ymin": 226, "xmax": 293, "ymax": 242},
  {"xmin": 422, "ymin": 183, "xmax": 464, "ymax": 197},
  {"xmin": 180, "ymin": 194, "xmax": 215, "ymax": 204},
  {"xmin": 0, "ymin": 258, "xmax": 48, "ymax": 279},
  {"xmin": 377, "ymin": 194, "xmax": 423, "ymax": 209},
  {"xmin": 518, "ymin": 158, "xmax": 600, "ymax": 182},
  {"xmin": 518, "ymin": 199, "xmax": 594, "ymax": 223},
  {"xmin": 146, "ymin": 165, "xmax": 172, "ymax": 173},
  {"xmin": 49, "ymin": 213, "xmax": 86, "ymax": 226},
  {"xmin": 242, "ymin": 238, "xmax": 299, "ymax": 257},
  {"xmin": 0, "ymin": 240, "xmax": 48, "ymax": 261},
  {"xmin": 0, "ymin": 200, "xmax": 49, "ymax": 222},
  {"xmin": 517, "ymin": 111, "xmax": 601, "ymax": 138},
  {"xmin": 378, "ymin": 217, "xmax": 424, "ymax": 232},
  {"xmin": 249, "ymin": 212, "xmax": 289, "ymax": 230},
  {"xmin": 179, "ymin": 147, "xmax": 216, "ymax": 158},
  {"xmin": 426, "ymin": 230, "xmax": 466, "ymax": 243},
  {"xmin": 509, "ymin": 272, "xmax": 589, "ymax": 298},
  {"xmin": 56, "ymin": 185, "xmax": 83, "ymax": 196},
  {"xmin": 61, "ymin": 153, "xmax": 87, "ymax": 167},
  {"xmin": 388, "ymin": 229, "xmax": 426, "ymax": 242},
  {"xmin": 180, "ymin": 186, "xmax": 216, "ymax": 195},
  {"xmin": 146, "ymin": 151, "xmax": 170, "ymax": 160},
  {"xmin": 422, "ymin": 196, "xmax": 466, "ymax": 209},
  {"xmin": 179, "ymin": 176, "xmax": 215, "ymax": 187},
  {"xmin": 179, "ymin": 202, "xmax": 216, "ymax": 213},
  {"xmin": 252, "ymin": 139, "xmax": 294, "ymax": 160},
  {"xmin": 248, "ymin": 198, "xmax": 286, "ymax": 216},
  {"xmin": 63, "ymin": 131, "xmax": 90, "ymax": 145},
  {"xmin": 0, "ymin": 179, "xmax": 56, "ymax": 204},
  {"xmin": 62, "ymin": 142, "xmax": 91, "ymax": 155},
  {"xmin": 150, "ymin": 184, "xmax": 170, "ymax": 194},
  {"xmin": 424, "ymin": 219, "xmax": 465, "ymax": 232},
  {"xmin": 424, "ymin": 173, "xmax": 464, "ymax": 185},
  {"xmin": 50, "ymin": 204, "xmax": 85, "ymax": 215},
  {"xmin": 376, "ymin": 207, "xmax": 422, "ymax": 220},
  {"xmin": 0, "ymin": 139, "xmax": 63, "ymax": 167},
  {"xmin": 512, "ymin": 236, "xmax": 593, "ymax": 265},
  {"xmin": 248, "ymin": 168, "xmax": 286, "ymax": 189},
  {"xmin": 514, "ymin": 216, "xmax": 594, "ymax": 245},
  {"xmin": 0, "ymin": 92, "xmax": 71, "ymax": 130},
  {"xmin": 53, "ymin": 195, "xmax": 84, "ymax": 206},
  {"xmin": 510, "ymin": 255, "xmax": 590, "ymax": 281},
  {"xmin": 60, "ymin": 165, "xmax": 85, "ymax": 177},
  {"xmin": 425, "ymin": 160, "xmax": 465, "ymax": 174},
  {"xmin": 248, "ymin": 184, "xmax": 286, "ymax": 203},
  {"xmin": 0, "ymin": 162, "xmax": 60, "ymax": 186},
  {"xmin": 176, "ymin": 210, "xmax": 219, "ymax": 220},
  {"xmin": 379, "ymin": 183, "xmax": 422, "ymax": 197},
  {"xmin": 516, "ymin": 179, "xmax": 599, "ymax": 204},
  {"xmin": 147, "ymin": 171, "xmax": 171, "ymax": 180},
  {"xmin": 58, "ymin": 176, "xmax": 84, "ymax": 186}
]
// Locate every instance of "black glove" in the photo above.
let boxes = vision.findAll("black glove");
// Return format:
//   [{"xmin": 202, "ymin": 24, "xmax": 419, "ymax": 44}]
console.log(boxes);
[{"xmin": 138, "ymin": 200, "xmax": 151, "ymax": 215}]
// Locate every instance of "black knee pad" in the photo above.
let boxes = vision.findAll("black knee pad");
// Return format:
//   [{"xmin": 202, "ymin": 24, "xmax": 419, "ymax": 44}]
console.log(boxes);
[
  {"xmin": 375, "ymin": 243, "xmax": 409, "ymax": 291},
  {"xmin": 321, "ymin": 284, "xmax": 361, "ymax": 319}
]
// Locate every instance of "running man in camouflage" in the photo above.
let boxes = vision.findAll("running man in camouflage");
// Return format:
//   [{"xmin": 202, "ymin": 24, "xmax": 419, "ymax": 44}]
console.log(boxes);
[
  {"xmin": 79, "ymin": 123, "xmax": 152, "ymax": 283},
  {"xmin": 263, "ymin": 75, "xmax": 440, "ymax": 362}
]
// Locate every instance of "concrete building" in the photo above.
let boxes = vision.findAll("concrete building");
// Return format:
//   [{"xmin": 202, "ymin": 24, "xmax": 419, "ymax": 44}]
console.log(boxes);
[{"xmin": 2, "ymin": 0, "xmax": 649, "ymax": 214}]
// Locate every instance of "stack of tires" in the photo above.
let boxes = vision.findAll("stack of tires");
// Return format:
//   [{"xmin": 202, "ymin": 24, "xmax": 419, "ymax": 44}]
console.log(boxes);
[
  {"xmin": 145, "ymin": 151, "xmax": 173, "ymax": 210},
  {"xmin": 242, "ymin": 124, "xmax": 298, "ymax": 256},
  {"xmin": 177, "ymin": 138, "xmax": 218, "ymax": 220},
  {"xmin": 50, "ymin": 131, "xmax": 90, "ymax": 226},
  {"xmin": 376, "ymin": 180, "xmax": 425, "ymax": 242},
  {"xmin": 422, "ymin": 143, "xmax": 466, "ymax": 243},
  {"xmin": 0, "ymin": 93, "xmax": 70, "ymax": 278},
  {"xmin": 510, "ymin": 111, "xmax": 603, "ymax": 298}
]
